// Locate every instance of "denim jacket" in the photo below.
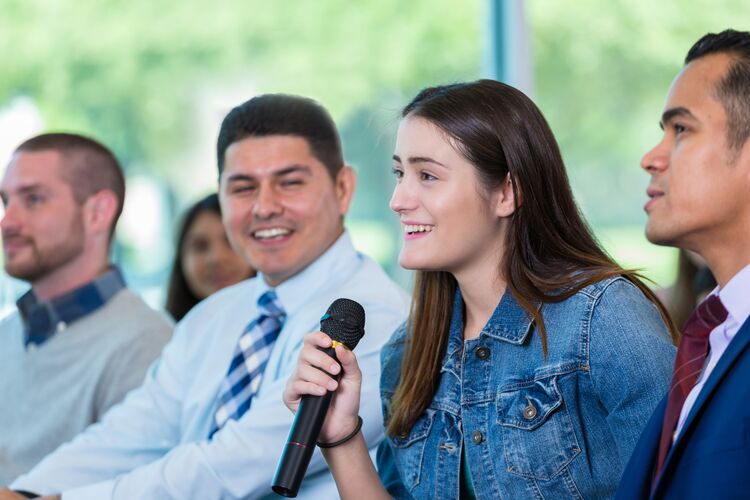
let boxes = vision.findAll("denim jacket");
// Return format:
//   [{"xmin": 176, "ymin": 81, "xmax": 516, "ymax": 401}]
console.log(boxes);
[{"xmin": 377, "ymin": 276, "xmax": 676, "ymax": 499}]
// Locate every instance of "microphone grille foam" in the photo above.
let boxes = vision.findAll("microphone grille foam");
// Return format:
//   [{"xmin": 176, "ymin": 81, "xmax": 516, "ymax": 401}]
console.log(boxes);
[{"xmin": 320, "ymin": 298, "xmax": 365, "ymax": 350}]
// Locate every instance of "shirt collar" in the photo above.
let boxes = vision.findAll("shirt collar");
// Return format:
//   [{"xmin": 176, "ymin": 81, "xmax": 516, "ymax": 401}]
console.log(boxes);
[
  {"xmin": 253, "ymin": 232, "xmax": 361, "ymax": 318},
  {"xmin": 446, "ymin": 287, "xmax": 534, "ymax": 348},
  {"xmin": 482, "ymin": 289, "xmax": 535, "ymax": 343},
  {"xmin": 18, "ymin": 266, "xmax": 126, "ymax": 347},
  {"xmin": 717, "ymin": 261, "xmax": 750, "ymax": 329}
]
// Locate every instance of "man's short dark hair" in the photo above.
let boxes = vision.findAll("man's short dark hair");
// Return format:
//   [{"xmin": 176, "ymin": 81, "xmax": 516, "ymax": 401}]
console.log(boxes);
[
  {"xmin": 216, "ymin": 94, "xmax": 344, "ymax": 178},
  {"xmin": 14, "ymin": 132, "xmax": 125, "ymax": 239},
  {"xmin": 686, "ymin": 29, "xmax": 750, "ymax": 153}
]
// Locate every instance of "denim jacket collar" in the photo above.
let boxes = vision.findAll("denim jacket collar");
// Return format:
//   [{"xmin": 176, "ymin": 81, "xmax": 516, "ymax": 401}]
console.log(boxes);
[
  {"xmin": 482, "ymin": 289, "xmax": 535, "ymax": 344},
  {"xmin": 446, "ymin": 287, "xmax": 534, "ymax": 346},
  {"xmin": 441, "ymin": 288, "xmax": 534, "ymax": 376}
]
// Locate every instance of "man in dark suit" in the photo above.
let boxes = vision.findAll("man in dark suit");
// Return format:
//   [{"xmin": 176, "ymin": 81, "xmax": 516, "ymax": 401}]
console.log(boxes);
[{"xmin": 616, "ymin": 29, "xmax": 750, "ymax": 499}]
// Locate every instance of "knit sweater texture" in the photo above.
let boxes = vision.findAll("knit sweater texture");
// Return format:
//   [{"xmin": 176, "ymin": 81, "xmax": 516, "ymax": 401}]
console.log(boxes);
[{"xmin": 0, "ymin": 288, "xmax": 173, "ymax": 483}]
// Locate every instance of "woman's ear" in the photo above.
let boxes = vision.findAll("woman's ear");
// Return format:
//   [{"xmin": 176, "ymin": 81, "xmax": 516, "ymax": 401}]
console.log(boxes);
[{"xmin": 493, "ymin": 173, "xmax": 517, "ymax": 218}]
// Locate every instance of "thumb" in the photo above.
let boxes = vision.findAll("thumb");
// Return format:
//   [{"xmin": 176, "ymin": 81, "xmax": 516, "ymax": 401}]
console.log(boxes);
[{"xmin": 335, "ymin": 345, "xmax": 360, "ymax": 378}]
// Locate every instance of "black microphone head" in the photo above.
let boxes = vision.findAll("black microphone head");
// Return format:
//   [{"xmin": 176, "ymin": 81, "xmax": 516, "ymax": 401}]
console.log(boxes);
[{"xmin": 319, "ymin": 298, "xmax": 365, "ymax": 350}]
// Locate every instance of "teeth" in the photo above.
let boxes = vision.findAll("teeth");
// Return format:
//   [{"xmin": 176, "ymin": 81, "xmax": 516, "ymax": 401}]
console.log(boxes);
[
  {"xmin": 254, "ymin": 228, "xmax": 291, "ymax": 239},
  {"xmin": 404, "ymin": 224, "xmax": 434, "ymax": 234}
]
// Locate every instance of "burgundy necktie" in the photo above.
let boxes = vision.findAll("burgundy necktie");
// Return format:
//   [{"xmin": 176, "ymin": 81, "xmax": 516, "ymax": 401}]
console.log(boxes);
[{"xmin": 655, "ymin": 294, "xmax": 728, "ymax": 478}]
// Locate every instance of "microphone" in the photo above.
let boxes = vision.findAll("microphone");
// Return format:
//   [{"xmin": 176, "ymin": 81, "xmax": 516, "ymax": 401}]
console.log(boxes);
[{"xmin": 272, "ymin": 298, "xmax": 366, "ymax": 498}]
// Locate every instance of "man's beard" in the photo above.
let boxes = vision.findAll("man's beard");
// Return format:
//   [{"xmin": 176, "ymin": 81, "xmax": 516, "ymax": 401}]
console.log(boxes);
[{"xmin": 4, "ymin": 219, "xmax": 86, "ymax": 283}]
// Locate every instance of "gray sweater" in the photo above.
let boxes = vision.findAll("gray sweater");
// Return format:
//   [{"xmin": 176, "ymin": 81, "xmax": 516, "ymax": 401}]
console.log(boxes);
[{"xmin": 0, "ymin": 288, "xmax": 173, "ymax": 484}]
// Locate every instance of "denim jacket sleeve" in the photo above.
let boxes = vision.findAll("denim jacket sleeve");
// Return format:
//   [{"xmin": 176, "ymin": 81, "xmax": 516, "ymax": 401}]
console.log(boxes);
[
  {"xmin": 377, "ymin": 323, "xmax": 413, "ymax": 499},
  {"xmin": 588, "ymin": 278, "xmax": 676, "ymax": 467},
  {"xmin": 376, "ymin": 439, "xmax": 413, "ymax": 500}
]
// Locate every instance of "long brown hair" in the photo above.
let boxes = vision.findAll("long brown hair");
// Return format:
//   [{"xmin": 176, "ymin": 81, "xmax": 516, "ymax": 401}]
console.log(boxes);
[{"xmin": 387, "ymin": 80, "xmax": 678, "ymax": 438}]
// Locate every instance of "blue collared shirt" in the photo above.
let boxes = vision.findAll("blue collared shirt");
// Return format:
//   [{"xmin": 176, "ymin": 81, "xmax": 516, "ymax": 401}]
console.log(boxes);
[
  {"xmin": 18, "ymin": 267, "xmax": 126, "ymax": 347},
  {"xmin": 13, "ymin": 232, "xmax": 410, "ymax": 499}
]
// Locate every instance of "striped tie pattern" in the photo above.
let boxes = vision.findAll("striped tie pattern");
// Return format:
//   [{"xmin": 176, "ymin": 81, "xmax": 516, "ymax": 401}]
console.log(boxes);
[
  {"xmin": 655, "ymin": 294, "xmax": 727, "ymax": 477},
  {"xmin": 210, "ymin": 290, "xmax": 285, "ymax": 437}
]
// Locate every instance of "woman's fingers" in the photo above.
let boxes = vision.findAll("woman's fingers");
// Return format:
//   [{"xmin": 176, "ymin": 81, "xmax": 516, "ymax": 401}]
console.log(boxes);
[
  {"xmin": 285, "ymin": 331, "xmax": 363, "ymax": 406},
  {"xmin": 305, "ymin": 331, "xmax": 333, "ymax": 349},
  {"xmin": 296, "ymin": 362, "xmax": 339, "ymax": 391},
  {"xmin": 298, "ymin": 345, "xmax": 340, "ymax": 376},
  {"xmin": 288, "ymin": 379, "xmax": 328, "ymax": 398},
  {"xmin": 284, "ymin": 364, "xmax": 332, "ymax": 408}
]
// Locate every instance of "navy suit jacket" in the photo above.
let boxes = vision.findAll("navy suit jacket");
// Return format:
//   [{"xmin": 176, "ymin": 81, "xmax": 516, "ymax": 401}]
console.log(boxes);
[{"xmin": 616, "ymin": 316, "xmax": 750, "ymax": 499}]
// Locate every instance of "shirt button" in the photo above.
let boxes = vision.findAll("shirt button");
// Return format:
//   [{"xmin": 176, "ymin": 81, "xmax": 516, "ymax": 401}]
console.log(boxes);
[
  {"xmin": 475, "ymin": 347, "xmax": 490, "ymax": 360},
  {"xmin": 471, "ymin": 430, "xmax": 484, "ymax": 444}
]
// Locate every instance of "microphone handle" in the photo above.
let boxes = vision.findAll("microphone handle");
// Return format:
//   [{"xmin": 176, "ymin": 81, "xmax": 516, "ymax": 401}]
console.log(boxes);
[{"xmin": 272, "ymin": 346, "xmax": 341, "ymax": 497}]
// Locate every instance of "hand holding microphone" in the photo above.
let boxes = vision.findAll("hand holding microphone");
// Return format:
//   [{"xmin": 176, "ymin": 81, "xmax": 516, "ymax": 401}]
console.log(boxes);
[
  {"xmin": 274, "ymin": 299, "xmax": 366, "ymax": 497},
  {"xmin": 282, "ymin": 331, "xmax": 363, "ymax": 443}
]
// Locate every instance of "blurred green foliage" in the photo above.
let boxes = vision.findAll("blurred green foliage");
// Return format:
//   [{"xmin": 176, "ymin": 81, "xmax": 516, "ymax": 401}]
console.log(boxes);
[
  {"xmin": 0, "ymin": 0, "xmax": 481, "ymax": 176},
  {"xmin": 1, "ymin": 0, "xmax": 748, "ymax": 291},
  {"xmin": 528, "ymin": 1, "xmax": 749, "ymax": 285},
  {"xmin": 530, "ymin": 0, "xmax": 750, "ymax": 228}
]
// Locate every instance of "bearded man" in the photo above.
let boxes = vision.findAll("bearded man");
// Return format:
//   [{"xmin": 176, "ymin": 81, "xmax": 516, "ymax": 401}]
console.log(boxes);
[{"xmin": 0, "ymin": 133, "xmax": 172, "ymax": 484}]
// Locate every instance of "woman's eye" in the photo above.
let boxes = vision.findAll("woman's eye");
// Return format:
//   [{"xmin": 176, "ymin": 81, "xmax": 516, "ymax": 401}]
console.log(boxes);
[
  {"xmin": 420, "ymin": 171, "xmax": 437, "ymax": 181},
  {"xmin": 391, "ymin": 167, "xmax": 404, "ymax": 179},
  {"xmin": 187, "ymin": 239, "xmax": 210, "ymax": 254}
]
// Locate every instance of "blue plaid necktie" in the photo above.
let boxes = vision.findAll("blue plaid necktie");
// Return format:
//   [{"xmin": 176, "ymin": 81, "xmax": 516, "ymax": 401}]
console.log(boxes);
[{"xmin": 211, "ymin": 290, "xmax": 285, "ymax": 437}]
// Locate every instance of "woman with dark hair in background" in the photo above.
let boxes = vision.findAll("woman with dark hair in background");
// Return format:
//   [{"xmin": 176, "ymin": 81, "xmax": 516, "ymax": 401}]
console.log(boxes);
[
  {"xmin": 165, "ymin": 193, "xmax": 255, "ymax": 321},
  {"xmin": 284, "ymin": 80, "xmax": 677, "ymax": 498}
]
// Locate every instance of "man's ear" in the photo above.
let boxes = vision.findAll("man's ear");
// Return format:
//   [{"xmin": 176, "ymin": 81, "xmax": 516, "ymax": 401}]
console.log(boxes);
[
  {"xmin": 493, "ymin": 173, "xmax": 518, "ymax": 218},
  {"xmin": 736, "ymin": 136, "xmax": 750, "ymax": 184},
  {"xmin": 83, "ymin": 190, "xmax": 118, "ymax": 236},
  {"xmin": 335, "ymin": 165, "xmax": 357, "ymax": 216}
]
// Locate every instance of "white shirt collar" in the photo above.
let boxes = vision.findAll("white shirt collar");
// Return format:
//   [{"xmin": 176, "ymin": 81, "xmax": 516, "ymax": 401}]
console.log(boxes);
[
  {"xmin": 717, "ymin": 261, "xmax": 750, "ymax": 328},
  {"xmin": 253, "ymin": 232, "xmax": 360, "ymax": 317}
]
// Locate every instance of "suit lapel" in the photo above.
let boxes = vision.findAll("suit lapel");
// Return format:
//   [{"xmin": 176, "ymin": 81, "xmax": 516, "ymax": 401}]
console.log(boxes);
[{"xmin": 661, "ymin": 317, "xmax": 750, "ymax": 472}]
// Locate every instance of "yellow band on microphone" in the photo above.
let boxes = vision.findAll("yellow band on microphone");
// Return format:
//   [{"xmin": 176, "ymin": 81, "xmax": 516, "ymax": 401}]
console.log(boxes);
[{"xmin": 330, "ymin": 341, "xmax": 351, "ymax": 351}]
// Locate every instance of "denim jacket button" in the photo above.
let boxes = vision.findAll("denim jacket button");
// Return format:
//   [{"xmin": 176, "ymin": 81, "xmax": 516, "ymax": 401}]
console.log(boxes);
[
  {"xmin": 523, "ymin": 399, "xmax": 538, "ymax": 420},
  {"xmin": 475, "ymin": 347, "xmax": 490, "ymax": 360},
  {"xmin": 471, "ymin": 430, "xmax": 484, "ymax": 444}
]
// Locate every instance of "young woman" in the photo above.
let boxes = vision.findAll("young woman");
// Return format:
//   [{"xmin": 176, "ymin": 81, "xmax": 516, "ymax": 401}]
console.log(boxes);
[
  {"xmin": 284, "ymin": 80, "xmax": 677, "ymax": 499},
  {"xmin": 165, "ymin": 193, "xmax": 255, "ymax": 321}
]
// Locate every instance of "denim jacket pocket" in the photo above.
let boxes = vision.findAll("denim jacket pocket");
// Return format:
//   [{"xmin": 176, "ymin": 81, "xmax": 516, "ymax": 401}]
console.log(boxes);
[
  {"xmin": 388, "ymin": 409, "xmax": 435, "ymax": 494},
  {"xmin": 496, "ymin": 375, "xmax": 581, "ymax": 480}
]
